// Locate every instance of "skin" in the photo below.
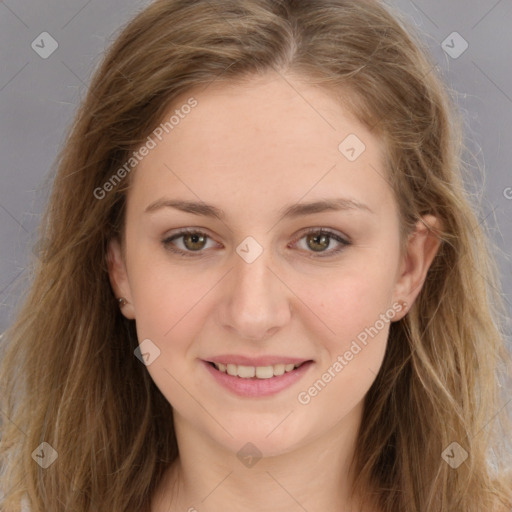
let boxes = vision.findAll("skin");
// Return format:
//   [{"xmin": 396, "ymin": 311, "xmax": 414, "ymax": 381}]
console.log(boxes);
[{"xmin": 108, "ymin": 72, "xmax": 441, "ymax": 512}]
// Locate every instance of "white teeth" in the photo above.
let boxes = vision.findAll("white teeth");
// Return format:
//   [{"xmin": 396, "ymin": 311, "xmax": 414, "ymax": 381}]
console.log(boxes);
[
  {"xmin": 237, "ymin": 365, "xmax": 256, "ymax": 378},
  {"xmin": 213, "ymin": 361, "xmax": 304, "ymax": 379},
  {"xmin": 255, "ymin": 366, "xmax": 273, "ymax": 379},
  {"xmin": 273, "ymin": 364, "xmax": 285, "ymax": 376}
]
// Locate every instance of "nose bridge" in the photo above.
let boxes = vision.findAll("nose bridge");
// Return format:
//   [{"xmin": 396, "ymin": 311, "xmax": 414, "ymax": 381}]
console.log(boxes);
[{"xmin": 219, "ymin": 238, "xmax": 291, "ymax": 340}]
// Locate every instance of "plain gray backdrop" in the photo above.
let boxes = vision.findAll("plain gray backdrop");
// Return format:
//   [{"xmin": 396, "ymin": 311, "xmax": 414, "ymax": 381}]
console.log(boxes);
[{"xmin": 0, "ymin": 0, "xmax": 511, "ymax": 349}]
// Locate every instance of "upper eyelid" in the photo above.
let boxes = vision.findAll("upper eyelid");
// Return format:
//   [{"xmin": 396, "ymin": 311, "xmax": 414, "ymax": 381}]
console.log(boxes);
[
  {"xmin": 162, "ymin": 227, "xmax": 349, "ymax": 242},
  {"xmin": 162, "ymin": 227, "xmax": 350, "ymax": 252}
]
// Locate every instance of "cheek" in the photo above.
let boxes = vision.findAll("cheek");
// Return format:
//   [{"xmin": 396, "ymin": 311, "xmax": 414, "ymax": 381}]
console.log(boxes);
[
  {"xmin": 126, "ymin": 249, "xmax": 205, "ymax": 352},
  {"xmin": 299, "ymin": 262, "xmax": 396, "ymax": 347},
  {"xmin": 294, "ymin": 271, "xmax": 393, "ymax": 419}
]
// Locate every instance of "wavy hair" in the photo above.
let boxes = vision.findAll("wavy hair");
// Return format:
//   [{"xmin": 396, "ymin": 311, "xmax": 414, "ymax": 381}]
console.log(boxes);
[{"xmin": 1, "ymin": 0, "xmax": 511, "ymax": 510}]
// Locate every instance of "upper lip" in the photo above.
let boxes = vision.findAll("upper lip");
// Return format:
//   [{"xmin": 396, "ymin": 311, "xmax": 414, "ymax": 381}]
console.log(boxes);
[{"xmin": 205, "ymin": 355, "xmax": 311, "ymax": 367}]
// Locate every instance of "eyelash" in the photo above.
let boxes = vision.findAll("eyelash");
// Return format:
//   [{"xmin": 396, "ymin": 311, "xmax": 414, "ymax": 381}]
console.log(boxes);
[{"xmin": 161, "ymin": 228, "xmax": 351, "ymax": 259}]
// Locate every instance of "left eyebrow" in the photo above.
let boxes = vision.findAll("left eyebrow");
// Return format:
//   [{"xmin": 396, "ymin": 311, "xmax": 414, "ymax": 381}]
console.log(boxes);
[
  {"xmin": 279, "ymin": 197, "xmax": 375, "ymax": 218},
  {"xmin": 143, "ymin": 197, "xmax": 375, "ymax": 220}
]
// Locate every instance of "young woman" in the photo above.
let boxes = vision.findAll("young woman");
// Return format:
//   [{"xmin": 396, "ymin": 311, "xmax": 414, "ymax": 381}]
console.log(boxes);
[{"xmin": 1, "ymin": 1, "xmax": 511, "ymax": 511}]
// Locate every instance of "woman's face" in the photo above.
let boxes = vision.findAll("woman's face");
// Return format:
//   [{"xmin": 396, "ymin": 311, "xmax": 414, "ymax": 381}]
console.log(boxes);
[{"xmin": 109, "ymin": 73, "xmax": 432, "ymax": 457}]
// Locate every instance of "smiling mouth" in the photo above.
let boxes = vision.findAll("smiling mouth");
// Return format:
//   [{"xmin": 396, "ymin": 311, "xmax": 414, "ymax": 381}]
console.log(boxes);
[{"xmin": 207, "ymin": 361, "xmax": 310, "ymax": 379}]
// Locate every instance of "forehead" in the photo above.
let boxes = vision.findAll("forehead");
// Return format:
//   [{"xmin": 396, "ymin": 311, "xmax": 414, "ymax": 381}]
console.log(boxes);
[{"xmin": 129, "ymin": 73, "xmax": 393, "ymax": 220}]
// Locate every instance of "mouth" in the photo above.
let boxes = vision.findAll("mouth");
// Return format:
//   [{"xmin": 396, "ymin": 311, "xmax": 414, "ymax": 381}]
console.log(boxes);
[
  {"xmin": 206, "ymin": 360, "xmax": 310, "ymax": 379},
  {"xmin": 201, "ymin": 355, "xmax": 314, "ymax": 397}
]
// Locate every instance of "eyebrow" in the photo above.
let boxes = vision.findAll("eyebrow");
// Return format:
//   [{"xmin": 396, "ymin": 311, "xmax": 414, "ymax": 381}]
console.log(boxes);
[{"xmin": 144, "ymin": 197, "xmax": 374, "ymax": 220}]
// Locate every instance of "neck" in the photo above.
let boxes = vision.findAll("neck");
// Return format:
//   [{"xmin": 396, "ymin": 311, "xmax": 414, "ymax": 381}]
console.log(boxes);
[{"xmin": 152, "ymin": 401, "xmax": 379, "ymax": 512}]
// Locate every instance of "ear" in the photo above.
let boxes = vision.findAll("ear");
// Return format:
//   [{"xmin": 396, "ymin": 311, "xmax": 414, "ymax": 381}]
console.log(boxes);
[
  {"xmin": 107, "ymin": 238, "xmax": 136, "ymax": 320},
  {"xmin": 392, "ymin": 215, "xmax": 443, "ymax": 321}
]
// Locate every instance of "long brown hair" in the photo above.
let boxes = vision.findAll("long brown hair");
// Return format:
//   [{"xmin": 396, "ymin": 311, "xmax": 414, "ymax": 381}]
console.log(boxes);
[{"xmin": 1, "ymin": 1, "xmax": 511, "ymax": 510}]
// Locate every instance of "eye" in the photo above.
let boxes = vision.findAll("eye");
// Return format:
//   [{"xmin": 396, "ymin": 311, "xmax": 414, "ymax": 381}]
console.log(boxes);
[
  {"xmin": 291, "ymin": 228, "xmax": 351, "ymax": 258},
  {"xmin": 162, "ymin": 229, "xmax": 218, "ymax": 257},
  {"xmin": 162, "ymin": 228, "xmax": 351, "ymax": 258}
]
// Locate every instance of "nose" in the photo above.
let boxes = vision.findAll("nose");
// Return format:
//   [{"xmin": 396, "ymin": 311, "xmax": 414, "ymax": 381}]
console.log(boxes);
[{"xmin": 217, "ymin": 246, "xmax": 292, "ymax": 341}]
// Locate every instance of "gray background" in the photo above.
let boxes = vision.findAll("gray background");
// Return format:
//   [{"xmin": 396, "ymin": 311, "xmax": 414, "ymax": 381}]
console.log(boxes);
[{"xmin": 0, "ymin": 0, "xmax": 511, "ymax": 345}]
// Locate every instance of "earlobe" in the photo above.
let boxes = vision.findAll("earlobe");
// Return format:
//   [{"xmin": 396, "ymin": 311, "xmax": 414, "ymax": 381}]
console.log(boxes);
[
  {"xmin": 392, "ymin": 215, "xmax": 443, "ymax": 319},
  {"xmin": 107, "ymin": 238, "xmax": 136, "ymax": 319}
]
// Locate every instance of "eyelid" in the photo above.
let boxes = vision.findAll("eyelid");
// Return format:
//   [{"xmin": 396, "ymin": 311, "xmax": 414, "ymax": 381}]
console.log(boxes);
[
  {"xmin": 289, "ymin": 227, "xmax": 351, "ymax": 258},
  {"xmin": 161, "ymin": 227, "xmax": 351, "ymax": 258},
  {"xmin": 162, "ymin": 227, "xmax": 219, "ymax": 258}
]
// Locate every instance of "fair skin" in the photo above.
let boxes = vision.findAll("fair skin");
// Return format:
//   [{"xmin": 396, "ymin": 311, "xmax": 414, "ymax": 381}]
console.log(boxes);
[{"xmin": 108, "ymin": 72, "xmax": 441, "ymax": 512}]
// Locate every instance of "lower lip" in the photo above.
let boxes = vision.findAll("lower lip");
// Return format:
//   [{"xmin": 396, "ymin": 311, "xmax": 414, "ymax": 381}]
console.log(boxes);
[{"xmin": 202, "ymin": 360, "xmax": 314, "ymax": 397}]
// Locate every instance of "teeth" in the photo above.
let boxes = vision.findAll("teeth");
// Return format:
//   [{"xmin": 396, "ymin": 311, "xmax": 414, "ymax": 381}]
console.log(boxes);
[
  {"xmin": 238, "ymin": 365, "xmax": 256, "ymax": 378},
  {"xmin": 213, "ymin": 361, "xmax": 303, "ymax": 379},
  {"xmin": 273, "ymin": 364, "xmax": 285, "ymax": 376},
  {"xmin": 255, "ymin": 366, "xmax": 273, "ymax": 379}
]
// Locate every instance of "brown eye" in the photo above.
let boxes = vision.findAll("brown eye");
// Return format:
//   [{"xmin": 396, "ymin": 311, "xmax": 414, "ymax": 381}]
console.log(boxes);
[
  {"xmin": 162, "ymin": 229, "xmax": 217, "ymax": 257},
  {"xmin": 294, "ymin": 229, "xmax": 351, "ymax": 258},
  {"xmin": 182, "ymin": 232, "xmax": 207, "ymax": 251},
  {"xmin": 306, "ymin": 233, "xmax": 331, "ymax": 252}
]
